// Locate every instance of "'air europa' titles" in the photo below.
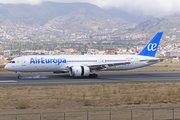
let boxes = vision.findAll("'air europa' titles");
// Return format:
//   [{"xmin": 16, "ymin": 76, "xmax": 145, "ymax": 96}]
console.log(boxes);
[{"xmin": 30, "ymin": 57, "xmax": 66, "ymax": 65}]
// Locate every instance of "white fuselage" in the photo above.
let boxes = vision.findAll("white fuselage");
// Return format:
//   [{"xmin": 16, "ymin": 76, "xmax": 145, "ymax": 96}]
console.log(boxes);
[{"xmin": 5, "ymin": 55, "xmax": 160, "ymax": 72}]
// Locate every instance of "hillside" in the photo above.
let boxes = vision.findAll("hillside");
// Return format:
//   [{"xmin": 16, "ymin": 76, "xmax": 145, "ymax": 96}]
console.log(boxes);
[
  {"xmin": 0, "ymin": 2, "xmax": 104, "ymax": 25},
  {"xmin": 0, "ymin": 2, "xmax": 129, "ymax": 25},
  {"xmin": 45, "ymin": 7, "xmax": 131, "ymax": 32},
  {"xmin": 1, "ymin": 1, "xmax": 180, "ymax": 37},
  {"xmin": 128, "ymin": 15, "xmax": 180, "ymax": 35},
  {"xmin": 0, "ymin": 2, "xmax": 136, "ymax": 33}
]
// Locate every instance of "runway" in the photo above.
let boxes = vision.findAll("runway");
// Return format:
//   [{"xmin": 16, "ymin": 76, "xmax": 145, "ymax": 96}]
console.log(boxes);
[{"xmin": 0, "ymin": 71, "xmax": 180, "ymax": 87}]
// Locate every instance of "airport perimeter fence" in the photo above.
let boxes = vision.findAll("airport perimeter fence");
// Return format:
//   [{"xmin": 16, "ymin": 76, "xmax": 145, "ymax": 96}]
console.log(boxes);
[{"xmin": 1, "ymin": 107, "xmax": 180, "ymax": 120}]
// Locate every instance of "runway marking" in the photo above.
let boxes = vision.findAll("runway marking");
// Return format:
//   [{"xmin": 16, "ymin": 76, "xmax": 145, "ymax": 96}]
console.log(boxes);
[{"xmin": 0, "ymin": 80, "xmax": 17, "ymax": 83}]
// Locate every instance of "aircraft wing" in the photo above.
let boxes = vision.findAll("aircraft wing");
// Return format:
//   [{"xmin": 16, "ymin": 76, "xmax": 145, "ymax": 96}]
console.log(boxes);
[{"xmin": 88, "ymin": 62, "xmax": 131, "ymax": 70}]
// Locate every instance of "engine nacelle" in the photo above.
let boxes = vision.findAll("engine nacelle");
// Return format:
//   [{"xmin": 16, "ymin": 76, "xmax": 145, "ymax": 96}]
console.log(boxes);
[{"xmin": 69, "ymin": 65, "xmax": 90, "ymax": 77}]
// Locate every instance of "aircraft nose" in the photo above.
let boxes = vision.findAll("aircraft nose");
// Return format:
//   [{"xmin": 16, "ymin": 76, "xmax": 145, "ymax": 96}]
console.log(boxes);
[{"xmin": 4, "ymin": 64, "xmax": 10, "ymax": 70}]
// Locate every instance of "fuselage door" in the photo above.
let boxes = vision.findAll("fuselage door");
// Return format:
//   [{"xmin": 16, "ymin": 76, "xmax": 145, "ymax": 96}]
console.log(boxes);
[
  {"xmin": 21, "ymin": 59, "xmax": 26, "ymax": 66},
  {"xmin": 134, "ymin": 58, "xmax": 139, "ymax": 66},
  {"xmin": 98, "ymin": 58, "xmax": 105, "ymax": 63}
]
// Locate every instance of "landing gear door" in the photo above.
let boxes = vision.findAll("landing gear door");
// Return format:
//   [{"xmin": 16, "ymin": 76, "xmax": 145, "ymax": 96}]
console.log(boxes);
[{"xmin": 21, "ymin": 59, "xmax": 26, "ymax": 66}]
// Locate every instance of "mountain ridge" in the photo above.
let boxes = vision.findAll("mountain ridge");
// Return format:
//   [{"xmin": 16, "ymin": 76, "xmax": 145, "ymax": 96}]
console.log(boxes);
[
  {"xmin": 45, "ymin": 6, "xmax": 131, "ymax": 32},
  {"xmin": 0, "ymin": 1, "xmax": 136, "ymax": 33},
  {"xmin": 0, "ymin": 2, "xmax": 128, "ymax": 25},
  {"xmin": 128, "ymin": 15, "xmax": 180, "ymax": 35}
]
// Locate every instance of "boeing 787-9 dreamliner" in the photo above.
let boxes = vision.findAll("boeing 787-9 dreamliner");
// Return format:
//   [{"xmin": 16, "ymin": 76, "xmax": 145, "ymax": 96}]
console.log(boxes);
[{"xmin": 5, "ymin": 32, "xmax": 163, "ymax": 79}]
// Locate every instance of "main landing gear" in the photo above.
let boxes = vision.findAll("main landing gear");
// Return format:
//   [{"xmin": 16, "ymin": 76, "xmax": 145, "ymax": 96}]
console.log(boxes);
[
  {"xmin": 89, "ymin": 74, "xmax": 98, "ymax": 78},
  {"xmin": 89, "ymin": 70, "xmax": 98, "ymax": 78},
  {"xmin": 17, "ymin": 72, "xmax": 21, "ymax": 79}
]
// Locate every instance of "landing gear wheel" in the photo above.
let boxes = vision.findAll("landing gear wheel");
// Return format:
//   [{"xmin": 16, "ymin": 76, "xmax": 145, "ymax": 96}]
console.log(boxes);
[
  {"xmin": 18, "ymin": 75, "xmax": 21, "ymax": 79},
  {"xmin": 95, "ymin": 74, "xmax": 98, "ymax": 78},
  {"xmin": 89, "ymin": 74, "xmax": 98, "ymax": 78},
  {"xmin": 89, "ymin": 74, "xmax": 93, "ymax": 78}
]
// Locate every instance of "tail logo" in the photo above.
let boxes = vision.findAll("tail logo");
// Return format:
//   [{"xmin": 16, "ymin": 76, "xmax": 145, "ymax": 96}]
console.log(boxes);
[{"xmin": 147, "ymin": 43, "xmax": 157, "ymax": 51}]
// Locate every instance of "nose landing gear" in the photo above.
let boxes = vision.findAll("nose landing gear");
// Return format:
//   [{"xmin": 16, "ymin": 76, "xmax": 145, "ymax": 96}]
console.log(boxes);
[
  {"xmin": 16, "ymin": 72, "xmax": 21, "ymax": 79},
  {"xmin": 18, "ymin": 75, "xmax": 21, "ymax": 79}
]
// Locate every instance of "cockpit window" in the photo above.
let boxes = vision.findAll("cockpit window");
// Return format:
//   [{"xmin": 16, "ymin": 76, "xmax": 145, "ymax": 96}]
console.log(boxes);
[{"xmin": 9, "ymin": 61, "xmax": 15, "ymax": 63}]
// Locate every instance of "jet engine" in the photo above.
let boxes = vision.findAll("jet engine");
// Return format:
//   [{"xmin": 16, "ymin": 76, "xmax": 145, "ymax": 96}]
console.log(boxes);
[{"xmin": 69, "ymin": 65, "xmax": 90, "ymax": 77}]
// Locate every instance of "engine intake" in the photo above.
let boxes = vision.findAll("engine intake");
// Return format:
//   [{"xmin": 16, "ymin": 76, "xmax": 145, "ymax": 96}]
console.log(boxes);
[{"xmin": 69, "ymin": 65, "xmax": 90, "ymax": 77}]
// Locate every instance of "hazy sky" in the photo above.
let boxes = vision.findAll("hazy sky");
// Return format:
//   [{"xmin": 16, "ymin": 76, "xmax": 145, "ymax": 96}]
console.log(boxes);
[{"xmin": 0, "ymin": 0, "xmax": 180, "ymax": 18}]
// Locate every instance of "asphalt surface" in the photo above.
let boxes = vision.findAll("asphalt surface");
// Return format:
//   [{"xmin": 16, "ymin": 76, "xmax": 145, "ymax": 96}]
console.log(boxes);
[
  {"xmin": 0, "ymin": 71, "xmax": 180, "ymax": 87},
  {"xmin": 0, "ymin": 65, "xmax": 5, "ymax": 68}
]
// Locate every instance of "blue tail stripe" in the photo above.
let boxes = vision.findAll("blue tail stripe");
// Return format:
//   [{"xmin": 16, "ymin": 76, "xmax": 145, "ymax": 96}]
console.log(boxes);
[{"xmin": 138, "ymin": 32, "xmax": 163, "ymax": 57}]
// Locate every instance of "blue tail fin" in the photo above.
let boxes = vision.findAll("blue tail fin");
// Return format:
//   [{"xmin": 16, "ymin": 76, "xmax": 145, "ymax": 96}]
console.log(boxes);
[{"xmin": 138, "ymin": 32, "xmax": 163, "ymax": 57}]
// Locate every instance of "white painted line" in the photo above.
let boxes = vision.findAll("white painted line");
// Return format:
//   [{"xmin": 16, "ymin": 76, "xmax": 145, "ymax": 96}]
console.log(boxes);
[{"xmin": 0, "ymin": 80, "xmax": 17, "ymax": 83}]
